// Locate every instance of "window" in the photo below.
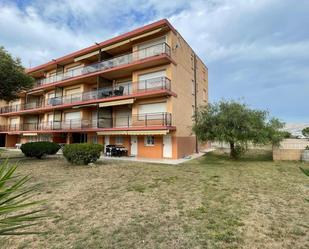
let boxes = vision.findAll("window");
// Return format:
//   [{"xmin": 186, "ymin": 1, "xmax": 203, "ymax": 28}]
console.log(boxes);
[
  {"xmin": 65, "ymin": 65, "xmax": 83, "ymax": 77},
  {"xmin": 202, "ymin": 70, "xmax": 206, "ymax": 81},
  {"xmin": 145, "ymin": 136, "xmax": 155, "ymax": 146},
  {"xmin": 90, "ymin": 135, "xmax": 98, "ymax": 144},
  {"xmin": 115, "ymin": 136, "xmax": 124, "ymax": 145},
  {"xmin": 137, "ymin": 36, "xmax": 166, "ymax": 59},
  {"xmin": 138, "ymin": 102, "xmax": 167, "ymax": 120},
  {"xmin": 138, "ymin": 70, "xmax": 166, "ymax": 90},
  {"xmin": 192, "ymin": 80, "xmax": 195, "ymax": 95},
  {"xmin": 203, "ymin": 89, "xmax": 207, "ymax": 102}
]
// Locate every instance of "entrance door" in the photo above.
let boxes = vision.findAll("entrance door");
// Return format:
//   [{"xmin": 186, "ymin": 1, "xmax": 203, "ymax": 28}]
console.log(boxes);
[
  {"xmin": 104, "ymin": 135, "xmax": 110, "ymax": 153},
  {"xmin": 0, "ymin": 134, "xmax": 5, "ymax": 147},
  {"xmin": 163, "ymin": 135, "xmax": 172, "ymax": 158},
  {"xmin": 130, "ymin": 136, "xmax": 138, "ymax": 156},
  {"xmin": 72, "ymin": 133, "xmax": 87, "ymax": 143}
]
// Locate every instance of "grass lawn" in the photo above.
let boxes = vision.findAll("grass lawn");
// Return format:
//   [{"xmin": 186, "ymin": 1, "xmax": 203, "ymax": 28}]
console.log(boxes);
[{"xmin": 1, "ymin": 150, "xmax": 308, "ymax": 249}]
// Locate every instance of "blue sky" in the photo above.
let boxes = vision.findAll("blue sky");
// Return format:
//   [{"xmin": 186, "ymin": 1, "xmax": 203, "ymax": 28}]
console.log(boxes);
[{"xmin": 0, "ymin": 0, "xmax": 308, "ymax": 123}]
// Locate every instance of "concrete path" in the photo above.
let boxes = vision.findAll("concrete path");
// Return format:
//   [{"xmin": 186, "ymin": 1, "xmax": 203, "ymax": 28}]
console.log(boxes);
[{"xmin": 99, "ymin": 149, "xmax": 215, "ymax": 165}]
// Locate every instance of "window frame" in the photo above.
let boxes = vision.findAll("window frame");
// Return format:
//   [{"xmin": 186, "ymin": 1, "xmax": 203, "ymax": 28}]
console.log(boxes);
[
  {"xmin": 144, "ymin": 135, "xmax": 155, "ymax": 146},
  {"xmin": 115, "ymin": 136, "xmax": 124, "ymax": 145}
]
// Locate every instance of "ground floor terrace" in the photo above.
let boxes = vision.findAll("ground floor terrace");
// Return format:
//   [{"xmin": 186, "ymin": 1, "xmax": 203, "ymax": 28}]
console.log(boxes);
[{"xmin": 0, "ymin": 131, "xmax": 199, "ymax": 159}]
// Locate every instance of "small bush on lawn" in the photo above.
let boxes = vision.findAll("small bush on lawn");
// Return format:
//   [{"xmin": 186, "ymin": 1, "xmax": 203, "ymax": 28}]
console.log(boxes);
[
  {"xmin": 62, "ymin": 143, "xmax": 103, "ymax": 165},
  {"xmin": 20, "ymin": 141, "xmax": 61, "ymax": 159}
]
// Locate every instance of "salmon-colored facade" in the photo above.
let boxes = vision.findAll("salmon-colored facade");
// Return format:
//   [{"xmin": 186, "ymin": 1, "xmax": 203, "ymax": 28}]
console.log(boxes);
[{"xmin": 0, "ymin": 19, "xmax": 208, "ymax": 159}]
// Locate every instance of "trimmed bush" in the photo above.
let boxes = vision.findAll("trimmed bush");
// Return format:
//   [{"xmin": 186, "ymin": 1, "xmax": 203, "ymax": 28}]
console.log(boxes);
[
  {"xmin": 20, "ymin": 141, "xmax": 61, "ymax": 159},
  {"xmin": 62, "ymin": 143, "xmax": 103, "ymax": 165}
]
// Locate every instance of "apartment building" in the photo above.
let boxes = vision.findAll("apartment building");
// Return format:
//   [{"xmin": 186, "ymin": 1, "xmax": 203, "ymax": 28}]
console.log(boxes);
[{"xmin": 0, "ymin": 19, "xmax": 208, "ymax": 159}]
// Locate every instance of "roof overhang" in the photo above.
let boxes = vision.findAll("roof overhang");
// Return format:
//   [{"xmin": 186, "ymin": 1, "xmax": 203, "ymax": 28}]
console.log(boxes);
[{"xmin": 27, "ymin": 19, "xmax": 175, "ymax": 74}]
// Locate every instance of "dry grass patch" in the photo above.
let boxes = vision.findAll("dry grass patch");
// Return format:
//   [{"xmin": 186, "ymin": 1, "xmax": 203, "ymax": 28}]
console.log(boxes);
[{"xmin": 0, "ymin": 150, "xmax": 308, "ymax": 249}]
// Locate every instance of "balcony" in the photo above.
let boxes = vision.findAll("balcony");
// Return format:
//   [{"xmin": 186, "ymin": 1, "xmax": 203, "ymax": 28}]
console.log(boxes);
[
  {"xmin": 0, "ymin": 112, "xmax": 173, "ymax": 133},
  {"xmin": 35, "ymin": 42, "xmax": 171, "ymax": 87},
  {"xmin": 0, "ymin": 77, "xmax": 173, "ymax": 115}
]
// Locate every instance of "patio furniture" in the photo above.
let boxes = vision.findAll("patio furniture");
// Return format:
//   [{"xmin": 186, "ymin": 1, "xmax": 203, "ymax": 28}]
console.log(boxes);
[
  {"xmin": 114, "ymin": 86, "xmax": 124, "ymax": 96},
  {"xmin": 105, "ymin": 145, "xmax": 128, "ymax": 157},
  {"xmin": 101, "ymin": 89, "xmax": 111, "ymax": 98}
]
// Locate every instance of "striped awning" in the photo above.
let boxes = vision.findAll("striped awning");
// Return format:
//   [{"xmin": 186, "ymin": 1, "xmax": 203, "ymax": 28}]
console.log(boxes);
[
  {"xmin": 99, "ymin": 98, "xmax": 134, "ymax": 107},
  {"xmin": 97, "ymin": 130, "xmax": 169, "ymax": 136},
  {"xmin": 22, "ymin": 133, "xmax": 38, "ymax": 136}
]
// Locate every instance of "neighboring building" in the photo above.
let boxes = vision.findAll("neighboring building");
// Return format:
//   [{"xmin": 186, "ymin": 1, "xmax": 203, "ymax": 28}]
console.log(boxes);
[{"xmin": 0, "ymin": 19, "xmax": 208, "ymax": 159}]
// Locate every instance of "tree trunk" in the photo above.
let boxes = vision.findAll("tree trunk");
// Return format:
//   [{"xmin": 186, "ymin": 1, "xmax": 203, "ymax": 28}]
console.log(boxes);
[{"xmin": 230, "ymin": 142, "xmax": 236, "ymax": 159}]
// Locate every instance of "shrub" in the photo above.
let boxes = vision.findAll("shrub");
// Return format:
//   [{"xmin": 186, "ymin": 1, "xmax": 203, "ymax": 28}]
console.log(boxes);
[
  {"xmin": 62, "ymin": 143, "xmax": 103, "ymax": 165},
  {"xmin": 20, "ymin": 141, "xmax": 61, "ymax": 159},
  {"xmin": 305, "ymin": 145, "xmax": 309, "ymax": 150}
]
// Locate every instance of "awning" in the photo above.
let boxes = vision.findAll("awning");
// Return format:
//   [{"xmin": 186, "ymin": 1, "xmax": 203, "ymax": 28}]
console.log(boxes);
[
  {"xmin": 97, "ymin": 130, "xmax": 169, "ymax": 136},
  {"xmin": 99, "ymin": 98, "xmax": 134, "ymax": 107},
  {"xmin": 22, "ymin": 133, "xmax": 38, "ymax": 136},
  {"xmin": 74, "ymin": 50, "xmax": 100, "ymax": 62},
  {"xmin": 130, "ymin": 28, "xmax": 164, "ymax": 41}
]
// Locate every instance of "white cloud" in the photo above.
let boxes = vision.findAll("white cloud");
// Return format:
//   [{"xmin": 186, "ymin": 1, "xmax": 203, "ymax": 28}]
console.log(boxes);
[{"xmin": 0, "ymin": 0, "xmax": 308, "ymax": 121}]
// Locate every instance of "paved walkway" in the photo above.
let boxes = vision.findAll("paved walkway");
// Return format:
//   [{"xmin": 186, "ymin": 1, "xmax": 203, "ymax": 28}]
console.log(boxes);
[{"xmin": 99, "ymin": 149, "xmax": 214, "ymax": 165}]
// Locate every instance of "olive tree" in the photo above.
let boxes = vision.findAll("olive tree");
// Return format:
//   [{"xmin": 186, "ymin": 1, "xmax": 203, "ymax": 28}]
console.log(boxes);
[
  {"xmin": 193, "ymin": 100, "xmax": 285, "ymax": 159},
  {"xmin": 0, "ymin": 46, "xmax": 33, "ymax": 101}
]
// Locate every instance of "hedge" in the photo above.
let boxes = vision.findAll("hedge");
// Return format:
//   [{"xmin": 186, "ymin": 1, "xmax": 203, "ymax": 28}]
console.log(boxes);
[
  {"xmin": 20, "ymin": 141, "xmax": 61, "ymax": 159},
  {"xmin": 62, "ymin": 143, "xmax": 103, "ymax": 165}
]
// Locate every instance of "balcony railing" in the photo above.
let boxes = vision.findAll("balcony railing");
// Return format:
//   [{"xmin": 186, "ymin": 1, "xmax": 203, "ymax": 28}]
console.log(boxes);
[
  {"xmin": 0, "ymin": 113, "xmax": 172, "ymax": 132},
  {"xmin": 0, "ymin": 77, "xmax": 171, "ymax": 114},
  {"xmin": 36, "ymin": 42, "xmax": 171, "ymax": 86}
]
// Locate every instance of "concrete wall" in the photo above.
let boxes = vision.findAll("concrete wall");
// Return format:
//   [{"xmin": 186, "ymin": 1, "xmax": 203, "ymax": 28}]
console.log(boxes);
[{"xmin": 273, "ymin": 139, "xmax": 309, "ymax": 161}]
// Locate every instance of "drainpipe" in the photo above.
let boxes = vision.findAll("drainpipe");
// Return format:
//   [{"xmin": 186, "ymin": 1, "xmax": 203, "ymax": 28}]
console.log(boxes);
[{"xmin": 193, "ymin": 54, "xmax": 198, "ymax": 154}]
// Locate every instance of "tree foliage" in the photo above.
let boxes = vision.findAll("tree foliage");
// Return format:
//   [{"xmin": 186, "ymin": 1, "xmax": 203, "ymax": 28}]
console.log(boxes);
[
  {"xmin": 193, "ymin": 100, "xmax": 285, "ymax": 159},
  {"xmin": 0, "ymin": 46, "xmax": 33, "ymax": 101},
  {"xmin": 302, "ymin": 127, "xmax": 309, "ymax": 138}
]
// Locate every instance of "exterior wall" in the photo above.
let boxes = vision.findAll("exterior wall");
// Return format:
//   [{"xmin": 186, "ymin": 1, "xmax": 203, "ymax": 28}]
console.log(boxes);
[
  {"xmin": 169, "ymin": 31, "xmax": 208, "ymax": 138},
  {"xmin": 137, "ymin": 135, "xmax": 163, "ymax": 159},
  {"xmin": 273, "ymin": 139, "xmax": 309, "ymax": 161},
  {"xmin": 174, "ymin": 136, "xmax": 196, "ymax": 158}
]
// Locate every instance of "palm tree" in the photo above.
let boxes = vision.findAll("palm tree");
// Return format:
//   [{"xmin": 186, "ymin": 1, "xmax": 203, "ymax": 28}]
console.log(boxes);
[{"xmin": 0, "ymin": 160, "xmax": 46, "ymax": 235}]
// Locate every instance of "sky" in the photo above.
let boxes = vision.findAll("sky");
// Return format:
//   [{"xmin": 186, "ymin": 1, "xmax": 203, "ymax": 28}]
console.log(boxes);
[{"xmin": 0, "ymin": 0, "xmax": 308, "ymax": 123}]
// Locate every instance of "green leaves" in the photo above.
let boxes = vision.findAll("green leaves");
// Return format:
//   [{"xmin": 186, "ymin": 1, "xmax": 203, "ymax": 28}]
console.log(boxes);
[
  {"xmin": 193, "ymin": 100, "xmax": 285, "ymax": 158},
  {"xmin": 0, "ymin": 160, "xmax": 46, "ymax": 235},
  {"xmin": 63, "ymin": 143, "xmax": 103, "ymax": 165},
  {"xmin": 0, "ymin": 46, "xmax": 34, "ymax": 102},
  {"xmin": 20, "ymin": 141, "xmax": 61, "ymax": 159}
]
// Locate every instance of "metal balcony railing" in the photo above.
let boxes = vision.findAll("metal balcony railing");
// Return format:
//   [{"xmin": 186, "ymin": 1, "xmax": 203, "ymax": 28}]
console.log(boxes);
[
  {"xmin": 0, "ymin": 77, "xmax": 171, "ymax": 114},
  {"xmin": 0, "ymin": 112, "xmax": 172, "ymax": 132},
  {"xmin": 36, "ymin": 42, "xmax": 171, "ymax": 86},
  {"xmin": 98, "ymin": 112, "xmax": 172, "ymax": 128}
]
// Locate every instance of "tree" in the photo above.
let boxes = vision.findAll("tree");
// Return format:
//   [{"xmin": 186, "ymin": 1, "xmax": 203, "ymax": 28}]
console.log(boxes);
[
  {"xmin": 302, "ymin": 127, "xmax": 309, "ymax": 139},
  {"xmin": 193, "ymin": 100, "xmax": 285, "ymax": 159},
  {"xmin": 0, "ymin": 160, "xmax": 46, "ymax": 235},
  {"xmin": 0, "ymin": 46, "xmax": 34, "ymax": 102}
]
